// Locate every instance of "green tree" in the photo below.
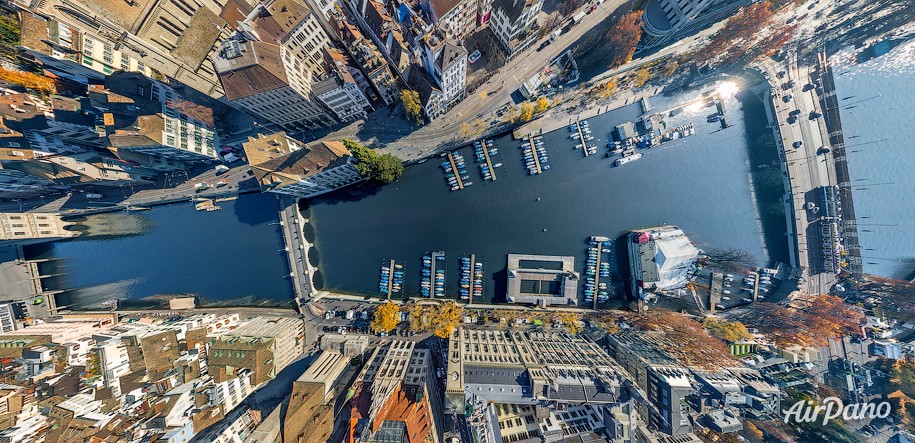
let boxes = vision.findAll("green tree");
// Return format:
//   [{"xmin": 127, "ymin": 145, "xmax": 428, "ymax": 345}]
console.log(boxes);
[
  {"xmin": 343, "ymin": 139, "xmax": 404, "ymax": 183},
  {"xmin": 401, "ymin": 89, "xmax": 423, "ymax": 124}
]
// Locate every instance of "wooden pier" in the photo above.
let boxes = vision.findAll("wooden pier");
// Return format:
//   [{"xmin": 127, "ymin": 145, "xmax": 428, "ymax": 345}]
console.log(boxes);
[
  {"xmin": 385, "ymin": 259, "xmax": 395, "ymax": 300},
  {"xmin": 591, "ymin": 251, "xmax": 603, "ymax": 309},
  {"xmin": 446, "ymin": 152, "xmax": 464, "ymax": 189},
  {"xmin": 431, "ymin": 251, "xmax": 445, "ymax": 298},
  {"xmin": 481, "ymin": 140, "xmax": 497, "ymax": 181},
  {"xmin": 528, "ymin": 135, "xmax": 543, "ymax": 174},
  {"xmin": 576, "ymin": 120, "xmax": 590, "ymax": 157}
]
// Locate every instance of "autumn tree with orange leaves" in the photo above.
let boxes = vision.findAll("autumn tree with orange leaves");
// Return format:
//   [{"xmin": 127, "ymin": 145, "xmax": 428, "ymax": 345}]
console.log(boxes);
[
  {"xmin": 625, "ymin": 309, "xmax": 736, "ymax": 369},
  {"xmin": 602, "ymin": 11, "xmax": 643, "ymax": 70},
  {"xmin": 0, "ymin": 67, "xmax": 57, "ymax": 95},
  {"xmin": 738, "ymin": 294, "xmax": 863, "ymax": 347}
]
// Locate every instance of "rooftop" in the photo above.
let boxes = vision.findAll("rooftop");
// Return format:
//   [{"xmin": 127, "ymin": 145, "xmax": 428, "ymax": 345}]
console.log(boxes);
[
  {"xmin": 214, "ymin": 39, "xmax": 289, "ymax": 100},
  {"xmin": 171, "ymin": 7, "xmax": 227, "ymax": 69}
]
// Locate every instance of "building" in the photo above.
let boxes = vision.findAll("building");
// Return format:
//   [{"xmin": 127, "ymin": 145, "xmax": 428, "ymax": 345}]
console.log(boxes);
[
  {"xmin": 15, "ymin": 0, "xmax": 256, "ymax": 97},
  {"xmin": 243, "ymin": 132, "xmax": 363, "ymax": 198},
  {"xmin": 505, "ymin": 254, "xmax": 580, "ymax": 306},
  {"xmin": 213, "ymin": 1, "xmax": 340, "ymax": 131},
  {"xmin": 489, "ymin": 0, "xmax": 544, "ymax": 56},
  {"xmin": 207, "ymin": 317, "xmax": 303, "ymax": 385},
  {"xmin": 282, "ymin": 350, "xmax": 351, "ymax": 442},
  {"xmin": 0, "ymin": 304, "xmax": 16, "ymax": 333},
  {"xmin": 332, "ymin": 14, "xmax": 400, "ymax": 105},
  {"xmin": 627, "ymin": 226, "xmax": 699, "ymax": 298},
  {"xmin": 407, "ymin": 66, "xmax": 447, "ymax": 121},
  {"xmin": 348, "ymin": 340, "xmax": 442, "ymax": 443},
  {"xmin": 640, "ymin": 0, "xmax": 748, "ymax": 49},
  {"xmin": 422, "ymin": 0, "xmax": 477, "ymax": 41},
  {"xmin": 0, "ymin": 213, "xmax": 77, "ymax": 243},
  {"xmin": 605, "ymin": 330, "xmax": 694, "ymax": 436},
  {"xmin": 92, "ymin": 72, "xmax": 221, "ymax": 169},
  {"xmin": 189, "ymin": 407, "xmax": 261, "ymax": 443},
  {"xmin": 419, "ymin": 32, "xmax": 467, "ymax": 104},
  {"xmin": 313, "ymin": 49, "xmax": 373, "ymax": 122}
]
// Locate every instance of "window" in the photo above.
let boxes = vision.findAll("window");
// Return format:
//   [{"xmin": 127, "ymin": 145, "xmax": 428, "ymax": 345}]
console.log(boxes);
[{"xmin": 121, "ymin": 54, "xmax": 130, "ymax": 70}]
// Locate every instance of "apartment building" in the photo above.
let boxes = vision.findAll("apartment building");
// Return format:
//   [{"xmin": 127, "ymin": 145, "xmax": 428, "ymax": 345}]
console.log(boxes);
[
  {"xmin": 313, "ymin": 48, "xmax": 373, "ymax": 122},
  {"xmin": 423, "ymin": 0, "xmax": 478, "ymax": 41},
  {"xmin": 489, "ymin": 0, "xmax": 544, "ymax": 56},
  {"xmin": 333, "ymin": 15, "xmax": 400, "ymax": 105},
  {"xmin": 420, "ymin": 32, "xmax": 467, "ymax": 104},
  {"xmin": 243, "ymin": 132, "xmax": 363, "ymax": 198},
  {"xmin": 15, "ymin": 0, "xmax": 257, "ymax": 97},
  {"xmin": 214, "ymin": 1, "xmax": 339, "ymax": 130}
]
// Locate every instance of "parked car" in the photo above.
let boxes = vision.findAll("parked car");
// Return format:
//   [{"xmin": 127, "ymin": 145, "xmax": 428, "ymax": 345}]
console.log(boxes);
[
  {"xmin": 782, "ymin": 94, "xmax": 793, "ymax": 103},
  {"xmin": 468, "ymin": 50, "xmax": 482, "ymax": 64},
  {"xmin": 792, "ymin": 141, "xmax": 803, "ymax": 149}
]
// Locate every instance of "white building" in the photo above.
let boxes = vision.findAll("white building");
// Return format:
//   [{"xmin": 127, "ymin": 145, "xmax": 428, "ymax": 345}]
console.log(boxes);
[
  {"xmin": 0, "ymin": 212, "xmax": 78, "ymax": 243},
  {"xmin": 96, "ymin": 338, "xmax": 132, "ymax": 395},
  {"xmin": 206, "ymin": 370, "xmax": 255, "ymax": 411},
  {"xmin": 214, "ymin": 0, "xmax": 340, "ymax": 130},
  {"xmin": 420, "ymin": 32, "xmax": 467, "ymax": 104},
  {"xmin": 628, "ymin": 226, "xmax": 700, "ymax": 295},
  {"xmin": 0, "ymin": 303, "xmax": 16, "ymax": 333},
  {"xmin": 489, "ymin": 0, "xmax": 544, "ymax": 56},
  {"xmin": 243, "ymin": 133, "xmax": 363, "ymax": 199}
]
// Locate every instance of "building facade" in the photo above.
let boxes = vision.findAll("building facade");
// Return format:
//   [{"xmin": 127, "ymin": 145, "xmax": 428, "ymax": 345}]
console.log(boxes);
[
  {"xmin": 489, "ymin": 0, "xmax": 543, "ymax": 56},
  {"xmin": 420, "ymin": 32, "xmax": 467, "ymax": 104}
]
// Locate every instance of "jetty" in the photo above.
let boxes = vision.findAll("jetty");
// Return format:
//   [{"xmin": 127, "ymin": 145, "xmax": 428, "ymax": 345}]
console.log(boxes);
[
  {"xmin": 447, "ymin": 152, "xmax": 464, "ymax": 189},
  {"xmin": 481, "ymin": 140, "xmax": 497, "ymax": 181},
  {"xmin": 583, "ymin": 237, "xmax": 613, "ymax": 308}
]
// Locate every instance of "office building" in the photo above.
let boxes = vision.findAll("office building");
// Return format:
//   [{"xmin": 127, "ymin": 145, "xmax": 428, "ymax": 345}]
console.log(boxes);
[
  {"xmin": 207, "ymin": 317, "xmax": 303, "ymax": 385},
  {"xmin": 505, "ymin": 254, "xmax": 580, "ymax": 306}
]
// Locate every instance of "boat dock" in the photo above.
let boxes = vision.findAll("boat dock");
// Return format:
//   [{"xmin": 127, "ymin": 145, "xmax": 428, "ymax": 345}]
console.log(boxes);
[
  {"xmin": 583, "ymin": 236, "xmax": 613, "ymax": 308},
  {"xmin": 570, "ymin": 119, "xmax": 596, "ymax": 156},
  {"xmin": 421, "ymin": 251, "xmax": 446, "ymax": 298},
  {"xmin": 459, "ymin": 254, "xmax": 485, "ymax": 302},
  {"xmin": 194, "ymin": 200, "xmax": 221, "ymax": 211},
  {"xmin": 379, "ymin": 259, "xmax": 404, "ymax": 300},
  {"xmin": 522, "ymin": 135, "xmax": 548, "ymax": 175},
  {"xmin": 442, "ymin": 151, "xmax": 470, "ymax": 191},
  {"xmin": 474, "ymin": 139, "xmax": 498, "ymax": 181}
]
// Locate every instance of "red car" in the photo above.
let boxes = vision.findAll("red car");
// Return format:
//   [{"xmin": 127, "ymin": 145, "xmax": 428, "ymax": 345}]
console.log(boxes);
[{"xmin": 587, "ymin": 4, "xmax": 597, "ymax": 13}]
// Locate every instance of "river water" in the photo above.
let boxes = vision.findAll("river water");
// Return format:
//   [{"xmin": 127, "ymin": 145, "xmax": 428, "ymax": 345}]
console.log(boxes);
[
  {"xmin": 27, "ymin": 194, "xmax": 293, "ymax": 308},
  {"xmin": 832, "ymin": 40, "xmax": 915, "ymax": 279},
  {"xmin": 26, "ymin": 84, "xmax": 789, "ymax": 307},
  {"xmin": 306, "ymin": 86, "xmax": 789, "ymax": 303}
]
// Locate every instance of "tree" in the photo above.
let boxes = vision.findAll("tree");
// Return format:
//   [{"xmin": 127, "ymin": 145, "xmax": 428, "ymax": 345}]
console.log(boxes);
[
  {"xmin": 459, "ymin": 122, "xmax": 473, "ymax": 138},
  {"xmin": 432, "ymin": 301, "xmax": 463, "ymax": 338},
  {"xmin": 534, "ymin": 96, "xmax": 550, "ymax": 114},
  {"xmin": 738, "ymin": 295, "xmax": 864, "ymax": 347},
  {"xmin": 743, "ymin": 421, "xmax": 765, "ymax": 443},
  {"xmin": 662, "ymin": 61, "xmax": 680, "ymax": 77},
  {"xmin": 632, "ymin": 67, "xmax": 650, "ymax": 88},
  {"xmin": 599, "ymin": 80, "xmax": 618, "ymax": 99},
  {"xmin": 0, "ymin": 67, "xmax": 57, "ymax": 94},
  {"xmin": 370, "ymin": 302, "xmax": 400, "ymax": 333},
  {"xmin": 557, "ymin": 312, "xmax": 581, "ymax": 334},
  {"xmin": 602, "ymin": 11, "xmax": 642, "ymax": 69},
  {"xmin": 625, "ymin": 309, "xmax": 736, "ymax": 369},
  {"xmin": 343, "ymin": 139, "xmax": 404, "ymax": 183},
  {"xmin": 558, "ymin": 0, "xmax": 587, "ymax": 16},
  {"xmin": 165, "ymin": 98, "xmax": 215, "ymax": 127},
  {"xmin": 401, "ymin": 89, "xmax": 423, "ymax": 124},
  {"xmin": 519, "ymin": 102, "xmax": 534, "ymax": 121},
  {"xmin": 704, "ymin": 318, "xmax": 752, "ymax": 342},
  {"xmin": 696, "ymin": 2, "xmax": 774, "ymax": 66}
]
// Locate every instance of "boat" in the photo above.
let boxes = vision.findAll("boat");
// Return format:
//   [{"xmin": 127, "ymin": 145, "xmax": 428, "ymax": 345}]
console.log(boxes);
[{"xmin": 614, "ymin": 153, "xmax": 643, "ymax": 166}]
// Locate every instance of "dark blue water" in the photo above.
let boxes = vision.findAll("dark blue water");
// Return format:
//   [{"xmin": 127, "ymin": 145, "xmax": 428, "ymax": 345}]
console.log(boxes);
[
  {"xmin": 33, "ymin": 193, "xmax": 293, "ymax": 308},
  {"xmin": 306, "ymin": 87, "xmax": 788, "ymax": 303}
]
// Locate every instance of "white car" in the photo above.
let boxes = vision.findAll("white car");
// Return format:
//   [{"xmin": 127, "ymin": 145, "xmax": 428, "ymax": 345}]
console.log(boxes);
[{"xmin": 468, "ymin": 50, "xmax": 482, "ymax": 64}]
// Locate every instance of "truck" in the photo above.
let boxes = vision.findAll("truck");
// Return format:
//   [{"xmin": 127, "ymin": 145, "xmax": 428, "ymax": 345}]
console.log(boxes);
[{"xmin": 572, "ymin": 11, "xmax": 586, "ymax": 24}]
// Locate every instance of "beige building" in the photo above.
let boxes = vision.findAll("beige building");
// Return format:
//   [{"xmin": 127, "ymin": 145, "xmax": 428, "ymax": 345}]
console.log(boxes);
[
  {"xmin": 207, "ymin": 317, "xmax": 303, "ymax": 385},
  {"xmin": 15, "ymin": 0, "xmax": 258, "ymax": 97},
  {"xmin": 0, "ymin": 212, "xmax": 78, "ymax": 243}
]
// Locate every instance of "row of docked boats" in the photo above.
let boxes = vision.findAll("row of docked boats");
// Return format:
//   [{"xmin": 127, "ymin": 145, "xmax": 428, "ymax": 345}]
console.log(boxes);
[
  {"xmin": 440, "ymin": 151, "xmax": 473, "ymax": 191},
  {"xmin": 583, "ymin": 238, "xmax": 614, "ymax": 304},
  {"xmin": 473, "ymin": 140, "xmax": 502, "ymax": 182},
  {"xmin": 379, "ymin": 261, "xmax": 405, "ymax": 295},
  {"xmin": 458, "ymin": 256, "xmax": 484, "ymax": 300},
  {"xmin": 521, "ymin": 135, "xmax": 549, "ymax": 174},
  {"xmin": 420, "ymin": 253, "xmax": 447, "ymax": 297}
]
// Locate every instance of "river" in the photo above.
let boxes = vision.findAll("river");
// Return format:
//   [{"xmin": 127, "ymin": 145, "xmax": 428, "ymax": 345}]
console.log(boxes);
[
  {"xmin": 832, "ymin": 40, "xmax": 915, "ymax": 279},
  {"xmin": 26, "ymin": 193, "xmax": 294, "ymax": 309},
  {"xmin": 306, "ymin": 85, "xmax": 789, "ymax": 303}
]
